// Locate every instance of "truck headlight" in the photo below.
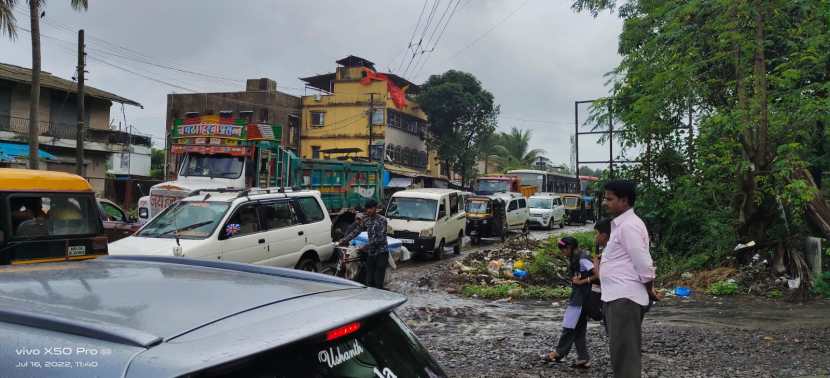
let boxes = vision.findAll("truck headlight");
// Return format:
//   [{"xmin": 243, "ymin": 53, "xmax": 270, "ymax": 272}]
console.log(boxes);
[
  {"xmin": 482, "ymin": 219, "xmax": 488, "ymax": 224},
  {"xmin": 139, "ymin": 207, "xmax": 148, "ymax": 219},
  {"xmin": 420, "ymin": 229, "xmax": 433, "ymax": 238}
]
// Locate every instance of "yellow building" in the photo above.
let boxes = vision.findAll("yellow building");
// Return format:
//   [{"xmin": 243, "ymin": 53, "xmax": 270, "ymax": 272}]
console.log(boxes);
[{"xmin": 300, "ymin": 56, "xmax": 443, "ymax": 180}]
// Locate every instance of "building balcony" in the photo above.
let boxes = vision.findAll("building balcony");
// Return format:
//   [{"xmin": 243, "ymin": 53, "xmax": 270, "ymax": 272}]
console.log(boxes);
[{"xmin": 1, "ymin": 115, "xmax": 151, "ymax": 148}]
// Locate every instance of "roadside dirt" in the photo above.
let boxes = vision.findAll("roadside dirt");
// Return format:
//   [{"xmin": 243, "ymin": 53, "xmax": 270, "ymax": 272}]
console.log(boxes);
[{"xmin": 387, "ymin": 228, "xmax": 830, "ymax": 378}]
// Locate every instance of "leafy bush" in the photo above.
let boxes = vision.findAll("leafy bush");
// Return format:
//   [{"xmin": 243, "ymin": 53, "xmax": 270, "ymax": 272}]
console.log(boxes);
[
  {"xmin": 707, "ymin": 280, "xmax": 739, "ymax": 296},
  {"xmin": 813, "ymin": 272, "xmax": 830, "ymax": 299},
  {"xmin": 461, "ymin": 283, "xmax": 571, "ymax": 300},
  {"xmin": 766, "ymin": 289, "xmax": 783, "ymax": 299}
]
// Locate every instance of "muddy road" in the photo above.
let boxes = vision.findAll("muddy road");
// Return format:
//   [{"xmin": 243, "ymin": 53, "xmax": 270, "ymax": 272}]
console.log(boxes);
[{"xmin": 385, "ymin": 227, "xmax": 830, "ymax": 378}]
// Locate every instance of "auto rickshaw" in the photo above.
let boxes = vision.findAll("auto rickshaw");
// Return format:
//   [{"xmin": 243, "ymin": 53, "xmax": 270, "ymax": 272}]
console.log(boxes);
[
  {"xmin": 464, "ymin": 195, "xmax": 508, "ymax": 245},
  {"xmin": 0, "ymin": 169, "xmax": 108, "ymax": 265},
  {"xmin": 562, "ymin": 194, "xmax": 588, "ymax": 225}
]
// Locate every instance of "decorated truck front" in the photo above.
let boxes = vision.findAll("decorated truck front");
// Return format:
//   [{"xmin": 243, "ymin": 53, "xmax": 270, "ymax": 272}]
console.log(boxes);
[{"xmin": 137, "ymin": 115, "xmax": 285, "ymax": 223}]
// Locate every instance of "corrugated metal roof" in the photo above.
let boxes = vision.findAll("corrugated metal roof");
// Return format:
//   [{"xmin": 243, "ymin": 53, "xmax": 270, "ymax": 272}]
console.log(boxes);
[{"xmin": 0, "ymin": 63, "xmax": 141, "ymax": 107}]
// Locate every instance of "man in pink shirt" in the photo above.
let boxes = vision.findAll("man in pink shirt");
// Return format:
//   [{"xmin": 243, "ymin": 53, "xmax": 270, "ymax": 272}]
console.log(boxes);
[{"xmin": 599, "ymin": 180, "xmax": 658, "ymax": 378}]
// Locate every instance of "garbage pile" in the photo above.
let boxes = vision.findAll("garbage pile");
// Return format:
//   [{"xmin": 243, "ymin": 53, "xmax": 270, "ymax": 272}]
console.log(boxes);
[{"xmin": 450, "ymin": 237, "xmax": 570, "ymax": 287}]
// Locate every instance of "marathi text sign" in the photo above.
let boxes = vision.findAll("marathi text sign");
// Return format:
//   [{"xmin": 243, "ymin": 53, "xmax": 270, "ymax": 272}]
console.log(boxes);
[{"xmin": 176, "ymin": 123, "xmax": 244, "ymax": 138}]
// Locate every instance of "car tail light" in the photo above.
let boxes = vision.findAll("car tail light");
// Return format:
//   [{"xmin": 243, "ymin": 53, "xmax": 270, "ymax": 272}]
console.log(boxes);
[
  {"xmin": 326, "ymin": 322, "xmax": 361, "ymax": 341},
  {"xmin": 92, "ymin": 236, "xmax": 108, "ymax": 253}
]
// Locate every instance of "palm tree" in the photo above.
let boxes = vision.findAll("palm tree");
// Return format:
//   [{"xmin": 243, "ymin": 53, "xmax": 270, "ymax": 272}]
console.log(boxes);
[
  {"xmin": 492, "ymin": 127, "xmax": 545, "ymax": 171},
  {"xmin": 478, "ymin": 132, "xmax": 501, "ymax": 175},
  {"xmin": 0, "ymin": 0, "xmax": 88, "ymax": 169}
]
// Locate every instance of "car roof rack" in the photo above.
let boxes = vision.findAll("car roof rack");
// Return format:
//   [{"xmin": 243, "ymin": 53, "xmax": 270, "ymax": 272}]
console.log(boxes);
[
  {"xmin": 188, "ymin": 187, "xmax": 244, "ymax": 197},
  {"xmin": 102, "ymin": 255, "xmax": 363, "ymax": 288},
  {"xmin": 0, "ymin": 308, "xmax": 162, "ymax": 348}
]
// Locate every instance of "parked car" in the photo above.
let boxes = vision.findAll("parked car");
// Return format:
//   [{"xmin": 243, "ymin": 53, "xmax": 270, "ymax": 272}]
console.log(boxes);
[
  {"xmin": 385, "ymin": 188, "xmax": 465, "ymax": 260},
  {"xmin": 464, "ymin": 194, "xmax": 508, "ymax": 245},
  {"xmin": 109, "ymin": 188, "xmax": 334, "ymax": 272},
  {"xmin": 527, "ymin": 193, "xmax": 566, "ymax": 230},
  {"xmin": 0, "ymin": 255, "xmax": 447, "ymax": 377},
  {"xmin": 97, "ymin": 198, "xmax": 141, "ymax": 242},
  {"xmin": 0, "ymin": 168, "xmax": 107, "ymax": 265},
  {"xmin": 493, "ymin": 192, "xmax": 530, "ymax": 233}
]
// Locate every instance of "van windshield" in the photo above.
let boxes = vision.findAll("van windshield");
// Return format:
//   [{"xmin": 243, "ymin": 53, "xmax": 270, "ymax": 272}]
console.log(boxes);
[
  {"xmin": 189, "ymin": 312, "xmax": 446, "ymax": 378},
  {"xmin": 386, "ymin": 197, "xmax": 438, "ymax": 221},
  {"xmin": 181, "ymin": 154, "xmax": 244, "ymax": 178},
  {"xmin": 9, "ymin": 194, "xmax": 99, "ymax": 239},
  {"xmin": 528, "ymin": 198, "xmax": 552, "ymax": 209},
  {"xmin": 137, "ymin": 201, "xmax": 229, "ymax": 239}
]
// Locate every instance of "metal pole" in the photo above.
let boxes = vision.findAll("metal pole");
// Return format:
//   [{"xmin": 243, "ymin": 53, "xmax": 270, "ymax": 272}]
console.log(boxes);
[
  {"xmin": 574, "ymin": 101, "xmax": 580, "ymax": 178},
  {"xmin": 368, "ymin": 93, "xmax": 374, "ymax": 162},
  {"xmin": 608, "ymin": 100, "xmax": 614, "ymax": 177},
  {"xmin": 75, "ymin": 29, "xmax": 86, "ymax": 176}
]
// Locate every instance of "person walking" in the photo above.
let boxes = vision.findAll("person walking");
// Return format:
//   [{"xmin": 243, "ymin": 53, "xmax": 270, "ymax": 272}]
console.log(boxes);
[
  {"xmin": 600, "ymin": 180, "xmax": 658, "ymax": 378},
  {"xmin": 339, "ymin": 200, "xmax": 389, "ymax": 289},
  {"xmin": 544, "ymin": 236, "xmax": 596, "ymax": 369}
]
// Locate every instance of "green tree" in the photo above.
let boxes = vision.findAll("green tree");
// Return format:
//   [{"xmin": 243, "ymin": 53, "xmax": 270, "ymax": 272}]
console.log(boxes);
[
  {"xmin": 0, "ymin": 0, "xmax": 88, "ymax": 169},
  {"xmin": 571, "ymin": 0, "xmax": 830, "ymax": 265},
  {"xmin": 491, "ymin": 127, "xmax": 545, "ymax": 171},
  {"xmin": 417, "ymin": 70, "xmax": 499, "ymax": 186},
  {"xmin": 150, "ymin": 148, "xmax": 165, "ymax": 179}
]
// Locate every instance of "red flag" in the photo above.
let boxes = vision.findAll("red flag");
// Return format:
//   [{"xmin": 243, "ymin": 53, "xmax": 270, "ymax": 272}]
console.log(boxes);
[{"xmin": 360, "ymin": 67, "xmax": 408, "ymax": 109}]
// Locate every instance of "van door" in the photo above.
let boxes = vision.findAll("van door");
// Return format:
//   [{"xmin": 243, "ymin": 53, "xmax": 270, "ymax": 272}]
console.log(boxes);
[
  {"xmin": 507, "ymin": 199, "xmax": 519, "ymax": 229},
  {"xmin": 293, "ymin": 196, "xmax": 333, "ymax": 261},
  {"xmin": 259, "ymin": 200, "xmax": 306, "ymax": 268},
  {"xmin": 448, "ymin": 193, "xmax": 465, "ymax": 243},
  {"xmin": 517, "ymin": 198, "xmax": 529, "ymax": 227},
  {"xmin": 553, "ymin": 198, "xmax": 565, "ymax": 224},
  {"xmin": 436, "ymin": 197, "xmax": 449, "ymax": 244},
  {"xmin": 219, "ymin": 203, "xmax": 267, "ymax": 264}
]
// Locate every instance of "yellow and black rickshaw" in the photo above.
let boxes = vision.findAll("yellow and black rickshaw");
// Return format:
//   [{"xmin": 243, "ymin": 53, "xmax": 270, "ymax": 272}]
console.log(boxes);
[
  {"xmin": 0, "ymin": 169, "xmax": 108, "ymax": 265},
  {"xmin": 464, "ymin": 195, "xmax": 508, "ymax": 245},
  {"xmin": 562, "ymin": 194, "xmax": 589, "ymax": 225}
]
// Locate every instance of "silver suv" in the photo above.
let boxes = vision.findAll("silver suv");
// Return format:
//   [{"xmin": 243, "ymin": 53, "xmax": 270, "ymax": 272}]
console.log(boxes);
[{"xmin": 0, "ymin": 256, "xmax": 446, "ymax": 377}]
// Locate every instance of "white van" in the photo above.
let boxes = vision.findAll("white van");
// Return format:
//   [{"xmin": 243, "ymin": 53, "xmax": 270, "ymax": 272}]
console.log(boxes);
[
  {"xmin": 109, "ymin": 188, "xmax": 334, "ymax": 271},
  {"xmin": 493, "ymin": 192, "xmax": 530, "ymax": 233},
  {"xmin": 528, "ymin": 193, "xmax": 565, "ymax": 229},
  {"xmin": 385, "ymin": 188, "xmax": 465, "ymax": 260}
]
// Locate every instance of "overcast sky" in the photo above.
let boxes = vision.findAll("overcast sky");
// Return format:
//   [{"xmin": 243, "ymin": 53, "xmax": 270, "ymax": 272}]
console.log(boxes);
[{"xmin": 0, "ymin": 0, "xmax": 631, "ymax": 168}]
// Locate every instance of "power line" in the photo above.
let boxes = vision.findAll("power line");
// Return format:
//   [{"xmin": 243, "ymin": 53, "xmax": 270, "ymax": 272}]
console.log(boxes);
[
  {"xmin": 439, "ymin": 0, "xmax": 530, "ymax": 65},
  {"xmin": 394, "ymin": 0, "xmax": 430, "ymax": 73},
  {"xmin": 499, "ymin": 115, "xmax": 573, "ymax": 125},
  {"xmin": 403, "ymin": 0, "xmax": 441, "ymax": 77},
  {"xmin": 411, "ymin": 0, "xmax": 462, "ymax": 80}
]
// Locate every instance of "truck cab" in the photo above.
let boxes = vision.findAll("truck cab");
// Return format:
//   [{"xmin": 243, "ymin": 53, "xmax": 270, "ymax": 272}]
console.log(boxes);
[{"xmin": 137, "ymin": 117, "xmax": 288, "ymax": 224}]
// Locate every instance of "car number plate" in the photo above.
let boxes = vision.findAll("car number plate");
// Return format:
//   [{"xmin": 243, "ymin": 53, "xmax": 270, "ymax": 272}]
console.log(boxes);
[
  {"xmin": 67, "ymin": 245, "xmax": 86, "ymax": 257},
  {"xmin": 470, "ymin": 231, "xmax": 478, "ymax": 235},
  {"xmin": 399, "ymin": 239, "xmax": 414, "ymax": 244}
]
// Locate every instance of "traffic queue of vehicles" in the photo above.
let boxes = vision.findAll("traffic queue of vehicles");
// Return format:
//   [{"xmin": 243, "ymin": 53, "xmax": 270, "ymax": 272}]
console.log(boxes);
[{"xmin": 0, "ymin": 168, "xmax": 448, "ymax": 378}]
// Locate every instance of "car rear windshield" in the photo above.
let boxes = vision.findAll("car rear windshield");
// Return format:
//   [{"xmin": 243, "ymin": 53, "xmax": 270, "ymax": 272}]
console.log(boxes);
[
  {"xmin": 8, "ymin": 194, "xmax": 99, "ymax": 239},
  {"xmin": 190, "ymin": 312, "xmax": 446, "ymax": 378},
  {"xmin": 137, "ymin": 201, "xmax": 229, "ymax": 239}
]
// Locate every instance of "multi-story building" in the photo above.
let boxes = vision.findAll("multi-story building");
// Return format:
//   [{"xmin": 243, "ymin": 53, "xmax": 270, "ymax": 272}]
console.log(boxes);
[
  {"xmin": 0, "ymin": 63, "xmax": 147, "ymax": 193},
  {"xmin": 300, "ymin": 56, "xmax": 443, "ymax": 185},
  {"xmin": 164, "ymin": 78, "xmax": 301, "ymax": 177}
]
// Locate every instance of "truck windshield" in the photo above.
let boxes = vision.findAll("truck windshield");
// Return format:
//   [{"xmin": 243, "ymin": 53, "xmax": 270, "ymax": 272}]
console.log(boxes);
[
  {"xmin": 528, "ymin": 198, "xmax": 552, "ymax": 209},
  {"xmin": 465, "ymin": 199, "xmax": 490, "ymax": 214},
  {"xmin": 9, "ymin": 194, "xmax": 99, "ymax": 239},
  {"xmin": 137, "ymin": 201, "xmax": 229, "ymax": 239},
  {"xmin": 386, "ymin": 198, "xmax": 438, "ymax": 221},
  {"xmin": 476, "ymin": 179, "xmax": 510, "ymax": 194},
  {"xmin": 188, "ymin": 312, "xmax": 446, "ymax": 378},
  {"xmin": 181, "ymin": 154, "xmax": 244, "ymax": 179}
]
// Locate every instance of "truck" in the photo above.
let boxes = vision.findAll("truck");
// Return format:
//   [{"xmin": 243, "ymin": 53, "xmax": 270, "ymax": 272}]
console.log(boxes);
[
  {"xmin": 474, "ymin": 175, "xmax": 536, "ymax": 197},
  {"xmin": 137, "ymin": 115, "xmax": 381, "ymax": 237}
]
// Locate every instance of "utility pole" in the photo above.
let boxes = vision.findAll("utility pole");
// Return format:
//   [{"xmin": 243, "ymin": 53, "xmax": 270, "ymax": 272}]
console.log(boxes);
[
  {"xmin": 368, "ymin": 93, "xmax": 375, "ymax": 162},
  {"xmin": 75, "ymin": 29, "xmax": 86, "ymax": 176}
]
